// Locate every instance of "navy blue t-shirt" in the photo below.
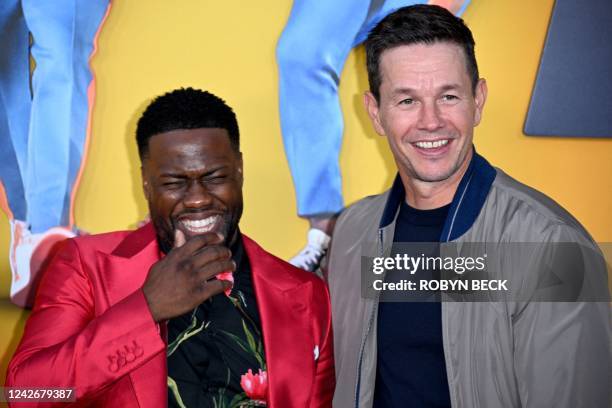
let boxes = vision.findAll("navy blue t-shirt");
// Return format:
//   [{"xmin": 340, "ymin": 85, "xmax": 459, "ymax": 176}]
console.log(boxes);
[{"xmin": 373, "ymin": 201, "xmax": 451, "ymax": 408}]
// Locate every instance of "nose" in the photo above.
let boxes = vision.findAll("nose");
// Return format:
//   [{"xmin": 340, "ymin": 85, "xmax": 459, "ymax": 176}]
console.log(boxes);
[
  {"xmin": 183, "ymin": 180, "xmax": 212, "ymax": 208},
  {"xmin": 417, "ymin": 101, "xmax": 444, "ymax": 131}
]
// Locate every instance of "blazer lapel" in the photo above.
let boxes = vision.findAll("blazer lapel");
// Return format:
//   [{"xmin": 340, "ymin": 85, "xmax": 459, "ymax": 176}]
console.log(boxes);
[
  {"xmin": 243, "ymin": 235, "xmax": 315, "ymax": 407},
  {"xmin": 96, "ymin": 223, "xmax": 160, "ymax": 307},
  {"xmin": 95, "ymin": 223, "xmax": 167, "ymax": 407}
]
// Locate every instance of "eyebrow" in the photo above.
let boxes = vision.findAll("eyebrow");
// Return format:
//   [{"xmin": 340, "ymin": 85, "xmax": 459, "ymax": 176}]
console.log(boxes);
[
  {"xmin": 439, "ymin": 84, "xmax": 462, "ymax": 92},
  {"xmin": 391, "ymin": 83, "xmax": 463, "ymax": 96},
  {"xmin": 391, "ymin": 87, "xmax": 415, "ymax": 97},
  {"xmin": 159, "ymin": 165, "xmax": 229, "ymax": 178},
  {"xmin": 159, "ymin": 173, "xmax": 187, "ymax": 178}
]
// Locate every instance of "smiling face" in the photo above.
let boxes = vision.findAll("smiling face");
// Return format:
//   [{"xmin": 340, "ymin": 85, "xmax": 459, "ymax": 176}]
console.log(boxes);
[
  {"xmin": 141, "ymin": 128, "xmax": 243, "ymax": 253},
  {"xmin": 365, "ymin": 41, "xmax": 487, "ymax": 204}
]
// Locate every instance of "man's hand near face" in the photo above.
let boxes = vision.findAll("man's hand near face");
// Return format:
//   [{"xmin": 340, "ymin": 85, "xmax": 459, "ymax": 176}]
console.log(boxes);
[{"xmin": 143, "ymin": 229, "xmax": 235, "ymax": 322}]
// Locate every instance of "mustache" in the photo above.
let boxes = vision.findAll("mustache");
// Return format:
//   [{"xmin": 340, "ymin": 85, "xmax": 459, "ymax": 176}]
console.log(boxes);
[
  {"xmin": 172, "ymin": 208, "xmax": 225, "ymax": 223},
  {"xmin": 175, "ymin": 208, "xmax": 223, "ymax": 215}
]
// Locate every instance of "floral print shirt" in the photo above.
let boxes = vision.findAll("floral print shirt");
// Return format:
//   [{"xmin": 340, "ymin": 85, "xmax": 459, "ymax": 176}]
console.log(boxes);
[{"xmin": 167, "ymin": 233, "xmax": 267, "ymax": 407}]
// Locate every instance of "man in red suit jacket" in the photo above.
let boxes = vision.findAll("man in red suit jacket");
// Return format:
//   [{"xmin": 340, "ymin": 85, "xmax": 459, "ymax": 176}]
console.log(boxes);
[{"xmin": 6, "ymin": 88, "xmax": 335, "ymax": 407}]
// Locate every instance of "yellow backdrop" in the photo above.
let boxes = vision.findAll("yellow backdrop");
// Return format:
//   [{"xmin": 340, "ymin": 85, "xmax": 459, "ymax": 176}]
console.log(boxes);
[{"xmin": 1, "ymin": 0, "xmax": 611, "ymax": 391}]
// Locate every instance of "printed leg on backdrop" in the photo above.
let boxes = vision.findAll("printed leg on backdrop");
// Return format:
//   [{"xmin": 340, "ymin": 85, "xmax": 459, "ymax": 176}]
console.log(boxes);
[
  {"xmin": 277, "ymin": 0, "xmax": 468, "ymax": 272},
  {"xmin": 5, "ymin": 0, "xmax": 110, "ymax": 307},
  {"xmin": 0, "ymin": 0, "xmax": 34, "ymax": 304},
  {"xmin": 276, "ymin": 0, "xmax": 370, "ymax": 271}
]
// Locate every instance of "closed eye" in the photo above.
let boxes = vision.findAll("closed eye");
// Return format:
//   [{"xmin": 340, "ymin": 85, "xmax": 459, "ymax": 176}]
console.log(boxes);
[
  {"xmin": 161, "ymin": 180, "xmax": 185, "ymax": 188},
  {"xmin": 204, "ymin": 174, "xmax": 229, "ymax": 184}
]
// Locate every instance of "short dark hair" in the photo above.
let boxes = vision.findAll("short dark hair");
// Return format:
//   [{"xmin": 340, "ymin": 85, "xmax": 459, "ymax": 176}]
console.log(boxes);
[
  {"xmin": 365, "ymin": 4, "xmax": 479, "ymax": 101},
  {"xmin": 136, "ymin": 87, "xmax": 240, "ymax": 159}
]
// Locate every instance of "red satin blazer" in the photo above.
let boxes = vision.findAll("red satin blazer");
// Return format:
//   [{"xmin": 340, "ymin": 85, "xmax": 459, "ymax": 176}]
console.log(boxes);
[{"xmin": 6, "ymin": 224, "xmax": 334, "ymax": 407}]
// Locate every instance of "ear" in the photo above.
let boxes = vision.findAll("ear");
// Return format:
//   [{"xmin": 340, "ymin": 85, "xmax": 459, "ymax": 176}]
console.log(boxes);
[
  {"xmin": 364, "ymin": 91, "xmax": 386, "ymax": 136},
  {"xmin": 141, "ymin": 165, "xmax": 151, "ymax": 202},
  {"xmin": 236, "ymin": 151, "xmax": 244, "ymax": 187},
  {"xmin": 473, "ymin": 78, "xmax": 488, "ymax": 126}
]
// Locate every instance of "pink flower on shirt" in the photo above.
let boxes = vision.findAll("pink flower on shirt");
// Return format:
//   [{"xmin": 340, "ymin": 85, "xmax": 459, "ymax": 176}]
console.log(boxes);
[
  {"xmin": 216, "ymin": 271, "xmax": 234, "ymax": 296},
  {"xmin": 240, "ymin": 368, "xmax": 267, "ymax": 403}
]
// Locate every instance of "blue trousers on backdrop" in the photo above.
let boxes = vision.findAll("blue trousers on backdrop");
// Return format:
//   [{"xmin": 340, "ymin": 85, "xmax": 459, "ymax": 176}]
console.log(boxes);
[
  {"xmin": 276, "ymin": 0, "xmax": 470, "ymax": 218},
  {"xmin": 0, "ymin": 0, "xmax": 109, "ymax": 306},
  {"xmin": 0, "ymin": 0, "xmax": 109, "ymax": 232}
]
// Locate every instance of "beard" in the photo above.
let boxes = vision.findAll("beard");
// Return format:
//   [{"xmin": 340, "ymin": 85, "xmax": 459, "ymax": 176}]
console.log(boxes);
[
  {"xmin": 152, "ymin": 204, "xmax": 243, "ymax": 254},
  {"xmin": 400, "ymin": 142, "xmax": 473, "ymax": 184}
]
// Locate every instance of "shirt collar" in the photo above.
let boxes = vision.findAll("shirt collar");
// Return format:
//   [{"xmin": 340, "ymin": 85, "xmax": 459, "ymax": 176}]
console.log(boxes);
[{"xmin": 379, "ymin": 147, "xmax": 496, "ymax": 242}]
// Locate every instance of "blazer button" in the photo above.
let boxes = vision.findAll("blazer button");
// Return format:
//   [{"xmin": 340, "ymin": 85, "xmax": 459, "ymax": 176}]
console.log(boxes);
[
  {"xmin": 117, "ymin": 351, "xmax": 127, "ymax": 367},
  {"xmin": 108, "ymin": 356, "xmax": 119, "ymax": 373},
  {"xmin": 132, "ymin": 341, "xmax": 144, "ymax": 358},
  {"xmin": 125, "ymin": 349, "xmax": 136, "ymax": 363}
]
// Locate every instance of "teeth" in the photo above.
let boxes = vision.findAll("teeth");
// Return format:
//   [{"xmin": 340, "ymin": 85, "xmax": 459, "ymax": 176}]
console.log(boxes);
[
  {"xmin": 415, "ymin": 139, "xmax": 449, "ymax": 149},
  {"xmin": 180, "ymin": 216, "xmax": 219, "ymax": 233}
]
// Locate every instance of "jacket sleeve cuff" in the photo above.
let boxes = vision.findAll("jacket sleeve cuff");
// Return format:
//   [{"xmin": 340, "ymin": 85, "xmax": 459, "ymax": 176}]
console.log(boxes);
[{"xmin": 97, "ymin": 289, "xmax": 166, "ymax": 376}]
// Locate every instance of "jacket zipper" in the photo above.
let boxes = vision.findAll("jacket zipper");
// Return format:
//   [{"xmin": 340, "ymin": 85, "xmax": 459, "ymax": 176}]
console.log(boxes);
[
  {"xmin": 439, "ymin": 176, "xmax": 470, "ymax": 408},
  {"xmin": 352, "ymin": 175, "xmax": 470, "ymax": 408},
  {"xmin": 354, "ymin": 228, "xmax": 385, "ymax": 408}
]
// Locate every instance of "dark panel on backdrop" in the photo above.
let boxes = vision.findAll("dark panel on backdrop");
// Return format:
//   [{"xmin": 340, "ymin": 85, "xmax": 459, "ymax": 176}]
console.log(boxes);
[{"xmin": 524, "ymin": 0, "xmax": 612, "ymax": 138}]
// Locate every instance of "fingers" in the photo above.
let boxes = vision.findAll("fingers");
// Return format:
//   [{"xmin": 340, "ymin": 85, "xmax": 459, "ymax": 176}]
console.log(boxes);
[
  {"xmin": 175, "ymin": 231, "xmax": 224, "ymax": 254},
  {"xmin": 171, "ymin": 235, "xmax": 235, "ymax": 283},
  {"xmin": 200, "ymin": 278, "xmax": 233, "ymax": 299},
  {"xmin": 174, "ymin": 229, "xmax": 186, "ymax": 248},
  {"xmin": 193, "ymin": 244, "xmax": 233, "ymax": 268},
  {"xmin": 196, "ymin": 257, "xmax": 236, "ymax": 282}
]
